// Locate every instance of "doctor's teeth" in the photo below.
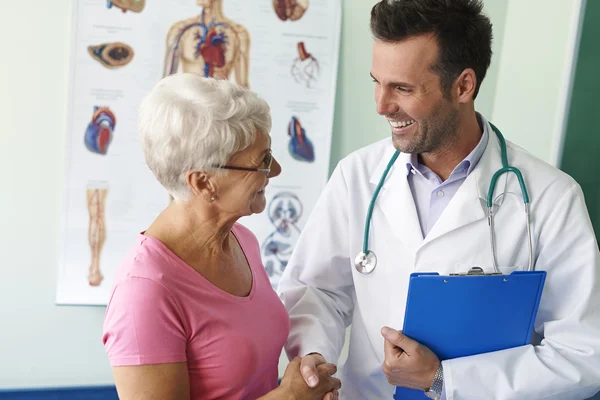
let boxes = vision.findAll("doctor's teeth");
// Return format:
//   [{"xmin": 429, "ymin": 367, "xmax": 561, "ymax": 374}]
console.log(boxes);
[{"xmin": 390, "ymin": 120, "xmax": 415, "ymax": 128}]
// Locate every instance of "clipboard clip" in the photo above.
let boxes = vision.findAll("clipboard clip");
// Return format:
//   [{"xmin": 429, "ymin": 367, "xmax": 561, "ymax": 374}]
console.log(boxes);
[{"xmin": 449, "ymin": 266, "xmax": 503, "ymax": 276}]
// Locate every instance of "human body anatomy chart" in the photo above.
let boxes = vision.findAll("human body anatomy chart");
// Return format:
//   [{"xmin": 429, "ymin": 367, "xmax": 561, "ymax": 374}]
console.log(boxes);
[{"xmin": 57, "ymin": 0, "xmax": 341, "ymax": 304}]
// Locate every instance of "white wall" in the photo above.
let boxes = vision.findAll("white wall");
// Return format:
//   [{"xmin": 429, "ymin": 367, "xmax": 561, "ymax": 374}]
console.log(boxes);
[
  {"xmin": 0, "ymin": 0, "xmax": 114, "ymax": 389},
  {"xmin": 0, "ymin": 0, "xmax": 583, "ymax": 389},
  {"xmin": 490, "ymin": 0, "xmax": 585, "ymax": 163}
]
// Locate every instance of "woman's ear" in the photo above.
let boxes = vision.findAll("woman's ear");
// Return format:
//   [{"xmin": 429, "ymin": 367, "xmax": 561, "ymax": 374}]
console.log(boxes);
[{"xmin": 185, "ymin": 170, "xmax": 218, "ymax": 203}]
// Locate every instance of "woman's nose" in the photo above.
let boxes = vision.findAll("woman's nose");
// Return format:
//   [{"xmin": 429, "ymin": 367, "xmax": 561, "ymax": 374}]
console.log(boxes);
[{"xmin": 268, "ymin": 157, "xmax": 282, "ymax": 178}]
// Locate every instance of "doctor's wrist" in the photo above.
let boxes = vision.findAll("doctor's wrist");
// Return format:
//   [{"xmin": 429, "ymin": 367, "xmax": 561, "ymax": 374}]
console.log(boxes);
[{"xmin": 425, "ymin": 362, "xmax": 444, "ymax": 397}]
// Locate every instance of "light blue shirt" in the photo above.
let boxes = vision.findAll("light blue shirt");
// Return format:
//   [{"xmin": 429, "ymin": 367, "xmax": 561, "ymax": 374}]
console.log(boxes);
[
  {"xmin": 406, "ymin": 115, "xmax": 489, "ymax": 238},
  {"xmin": 405, "ymin": 115, "xmax": 489, "ymax": 398}
]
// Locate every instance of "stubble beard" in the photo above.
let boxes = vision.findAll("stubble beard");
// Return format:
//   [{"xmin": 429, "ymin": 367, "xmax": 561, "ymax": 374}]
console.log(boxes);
[{"xmin": 392, "ymin": 102, "xmax": 459, "ymax": 155}]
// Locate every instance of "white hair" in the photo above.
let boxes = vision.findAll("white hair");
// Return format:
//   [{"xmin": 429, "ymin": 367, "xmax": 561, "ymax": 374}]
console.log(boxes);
[{"xmin": 137, "ymin": 73, "xmax": 272, "ymax": 200}]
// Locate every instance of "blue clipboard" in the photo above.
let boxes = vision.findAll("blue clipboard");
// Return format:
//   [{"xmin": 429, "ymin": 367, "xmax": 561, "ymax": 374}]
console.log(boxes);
[{"xmin": 393, "ymin": 268, "xmax": 546, "ymax": 399}]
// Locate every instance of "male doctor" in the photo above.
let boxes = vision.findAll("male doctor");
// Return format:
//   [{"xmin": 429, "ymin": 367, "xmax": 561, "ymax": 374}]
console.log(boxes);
[{"xmin": 278, "ymin": 0, "xmax": 600, "ymax": 399}]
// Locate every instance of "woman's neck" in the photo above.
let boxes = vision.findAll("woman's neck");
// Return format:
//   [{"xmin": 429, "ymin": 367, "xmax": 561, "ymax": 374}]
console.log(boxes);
[{"xmin": 145, "ymin": 201, "xmax": 237, "ymax": 269}]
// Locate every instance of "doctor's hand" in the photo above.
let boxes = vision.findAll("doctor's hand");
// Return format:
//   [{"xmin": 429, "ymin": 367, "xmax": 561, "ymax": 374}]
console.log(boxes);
[
  {"xmin": 381, "ymin": 326, "xmax": 440, "ymax": 390},
  {"xmin": 276, "ymin": 356, "xmax": 341, "ymax": 400},
  {"xmin": 300, "ymin": 353, "xmax": 340, "ymax": 400}
]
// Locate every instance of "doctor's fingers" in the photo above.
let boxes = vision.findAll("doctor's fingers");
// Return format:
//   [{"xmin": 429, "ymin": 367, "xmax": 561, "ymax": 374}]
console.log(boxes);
[
  {"xmin": 316, "ymin": 362, "xmax": 337, "ymax": 376},
  {"xmin": 323, "ymin": 388, "xmax": 339, "ymax": 400},
  {"xmin": 300, "ymin": 353, "xmax": 328, "ymax": 387},
  {"xmin": 381, "ymin": 326, "xmax": 420, "ymax": 354},
  {"xmin": 315, "ymin": 364, "xmax": 341, "ymax": 393},
  {"xmin": 383, "ymin": 336, "xmax": 406, "ymax": 363},
  {"xmin": 304, "ymin": 371, "xmax": 341, "ymax": 400},
  {"xmin": 319, "ymin": 376, "xmax": 342, "ymax": 396}
]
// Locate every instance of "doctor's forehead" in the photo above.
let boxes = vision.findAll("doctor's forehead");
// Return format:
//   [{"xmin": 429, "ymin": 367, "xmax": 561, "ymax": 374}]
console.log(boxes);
[{"xmin": 371, "ymin": 35, "xmax": 440, "ymax": 83}]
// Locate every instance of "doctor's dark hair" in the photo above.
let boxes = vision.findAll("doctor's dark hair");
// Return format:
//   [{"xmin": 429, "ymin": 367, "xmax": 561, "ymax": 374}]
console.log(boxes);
[{"xmin": 370, "ymin": 0, "xmax": 493, "ymax": 100}]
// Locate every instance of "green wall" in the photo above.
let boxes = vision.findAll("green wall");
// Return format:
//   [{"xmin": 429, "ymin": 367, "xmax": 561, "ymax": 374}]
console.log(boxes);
[{"xmin": 560, "ymin": 0, "xmax": 600, "ymax": 244}]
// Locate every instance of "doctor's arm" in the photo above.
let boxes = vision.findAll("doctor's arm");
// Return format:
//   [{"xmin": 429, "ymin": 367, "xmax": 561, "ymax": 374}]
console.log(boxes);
[
  {"xmin": 444, "ymin": 183, "xmax": 600, "ymax": 400},
  {"xmin": 278, "ymin": 164, "xmax": 355, "ymax": 381}
]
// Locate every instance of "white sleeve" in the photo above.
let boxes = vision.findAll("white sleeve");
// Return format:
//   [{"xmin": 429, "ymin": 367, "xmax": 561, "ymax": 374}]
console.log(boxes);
[
  {"xmin": 277, "ymin": 164, "xmax": 355, "ymax": 364},
  {"xmin": 443, "ymin": 184, "xmax": 600, "ymax": 400}
]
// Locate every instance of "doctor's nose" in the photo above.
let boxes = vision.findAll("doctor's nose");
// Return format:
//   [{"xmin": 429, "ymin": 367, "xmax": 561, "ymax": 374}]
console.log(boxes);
[{"xmin": 375, "ymin": 88, "xmax": 400, "ymax": 116}]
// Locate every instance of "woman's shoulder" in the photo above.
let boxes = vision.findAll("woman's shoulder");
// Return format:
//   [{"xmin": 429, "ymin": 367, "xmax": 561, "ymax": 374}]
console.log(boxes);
[
  {"xmin": 106, "ymin": 234, "xmax": 189, "ymax": 330},
  {"xmin": 113, "ymin": 233, "xmax": 182, "ymax": 285}
]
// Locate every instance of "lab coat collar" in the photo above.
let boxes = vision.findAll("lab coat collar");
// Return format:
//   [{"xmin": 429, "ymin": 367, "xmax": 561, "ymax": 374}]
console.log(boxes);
[
  {"xmin": 367, "ymin": 116, "xmax": 507, "ymax": 249},
  {"xmin": 423, "ymin": 117, "xmax": 509, "ymax": 246},
  {"xmin": 422, "ymin": 117, "xmax": 508, "ymax": 250},
  {"xmin": 369, "ymin": 145, "xmax": 424, "ymax": 250},
  {"xmin": 473, "ymin": 116, "xmax": 508, "ymax": 206}
]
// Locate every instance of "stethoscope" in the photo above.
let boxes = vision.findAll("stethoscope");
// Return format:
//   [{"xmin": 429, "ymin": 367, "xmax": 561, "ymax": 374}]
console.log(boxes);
[{"xmin": 354, "ymin": 123, "xmax": 534, "ymax": 275}]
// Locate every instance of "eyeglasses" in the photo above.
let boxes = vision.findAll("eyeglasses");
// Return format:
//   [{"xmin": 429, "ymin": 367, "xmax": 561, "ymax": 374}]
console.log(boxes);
[{"xmin": 215, "ymin": 149, "xmax": 273, "ymax": 175}]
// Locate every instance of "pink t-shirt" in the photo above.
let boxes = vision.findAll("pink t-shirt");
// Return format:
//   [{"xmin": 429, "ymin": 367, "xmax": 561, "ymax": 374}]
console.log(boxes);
[{"xmin": 102, "ymin": 223, "xmax": 290, "ymax": 399}]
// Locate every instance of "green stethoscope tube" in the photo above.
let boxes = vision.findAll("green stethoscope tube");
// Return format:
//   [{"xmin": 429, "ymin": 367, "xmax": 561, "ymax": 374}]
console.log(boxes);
[{"xmin": 355, "ymin": 123, "xmax": 534, "ymax": 274}]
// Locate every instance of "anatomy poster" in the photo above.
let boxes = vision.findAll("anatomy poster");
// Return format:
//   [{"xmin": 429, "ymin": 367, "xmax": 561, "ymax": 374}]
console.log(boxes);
[{"xmin": 56, "ymin": 0, "xmax": 341, "ymax": 305}]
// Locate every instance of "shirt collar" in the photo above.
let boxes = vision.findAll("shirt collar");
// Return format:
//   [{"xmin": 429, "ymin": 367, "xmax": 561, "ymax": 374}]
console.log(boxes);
[{"xmin": 405, "ymin": 112, "xmax": 489, "ymax": 178}]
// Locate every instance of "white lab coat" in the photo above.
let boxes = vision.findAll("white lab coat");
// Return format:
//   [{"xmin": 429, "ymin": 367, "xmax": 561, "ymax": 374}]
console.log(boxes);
[{"xmin": 278, "ymin": 118, "xmax": 600, "ymax": 400}]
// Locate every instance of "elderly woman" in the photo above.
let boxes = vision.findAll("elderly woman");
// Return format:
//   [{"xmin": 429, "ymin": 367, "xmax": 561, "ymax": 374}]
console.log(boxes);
[{"xmin": 102, "ymin": 73, "xmax": 340, "ymax": 400}]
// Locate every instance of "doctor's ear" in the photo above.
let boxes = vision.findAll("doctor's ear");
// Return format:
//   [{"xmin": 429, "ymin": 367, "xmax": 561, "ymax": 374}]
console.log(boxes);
[
  {"xmin": 454, "ymin": 68, "xmax": 477, "ymax": 104},
  {"xmin": 185, "ymin": 170, "xmax": 218, "ymax": 202}
]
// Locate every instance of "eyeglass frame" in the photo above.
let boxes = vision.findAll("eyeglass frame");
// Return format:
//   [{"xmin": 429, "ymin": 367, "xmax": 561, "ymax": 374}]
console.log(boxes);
[{"xmin": 214, "ymin": 149, "xmax": 273, "ymax": 175}]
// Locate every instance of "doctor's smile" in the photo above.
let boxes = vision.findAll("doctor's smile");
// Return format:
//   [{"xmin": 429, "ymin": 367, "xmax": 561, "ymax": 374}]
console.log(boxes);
[{"xmin": 387, "ymin": 118, "xmax": 417, "ymax": 136}]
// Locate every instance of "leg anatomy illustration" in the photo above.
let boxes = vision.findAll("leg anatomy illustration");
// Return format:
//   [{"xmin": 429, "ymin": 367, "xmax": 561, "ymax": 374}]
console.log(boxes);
[
  {"xmin": 84, "ymin": 106, "xmax": 116, "ymax": 155},
  {"xmin": 86, "ymin": 183, "xmax": 109, "ymax": 287},
  {"xmin": 291, "ymin": 42, "xmax": 319, "ymax": 87},
  {"xmin": 262, "ymin": 192, "xmax": 304, "ymax": 288},
  {"xmin": 163, "ymin": 0, "xmax": 251, "ymax": 87},
  {"xmin": 273, "ymin": 0, "xmax": 309, "ymax": 21}
]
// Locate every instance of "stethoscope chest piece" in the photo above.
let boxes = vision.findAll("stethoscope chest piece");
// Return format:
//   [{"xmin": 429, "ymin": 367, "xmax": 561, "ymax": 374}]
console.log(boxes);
[{"xmin": 355, "ymin": 251, "xmax": 377, "ymax": 274}]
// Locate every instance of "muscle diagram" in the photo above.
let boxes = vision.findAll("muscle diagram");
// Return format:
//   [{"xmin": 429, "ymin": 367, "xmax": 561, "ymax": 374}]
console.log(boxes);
[
  {"xmin": 262, "ymin": 192, "xmax": 303, "ymax": 288},
  {"xmin": 88, "ymin": 42, "xmax": 134, "ymax": 69},
  {"xmin": 291, "ymin": 42, "xmax": 319, "ymax": 88},
  {"xmin": 106, "ymin": 0, "xmax": 145, "ymax": 13},
  {"xmin": 163, "ymin": 0, "xmax": 251, "ymax": 87},
  {"xmin": 288, "ymin": 116, "xmax": 314, "ymax": 162},
  {"xmin": 273, "ymin": 0, "xmax": 309, "ymax": 21},
  {"xmin": 86, "ymin": 183, "xmax": 109, "ymax": 287},
  {"xmin": 84, "ymin": 106, "xmax": 116, "ymax": 156}
]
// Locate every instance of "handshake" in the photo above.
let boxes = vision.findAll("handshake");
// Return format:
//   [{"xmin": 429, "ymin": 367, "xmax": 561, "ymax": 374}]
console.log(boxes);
[
  {"xmin": 275, "ymin": 353, "xmax": 341, "ymax": 400},
  {"xmin": 271, "ymin": 327, "xmax": 442, "ymax": 400}
]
